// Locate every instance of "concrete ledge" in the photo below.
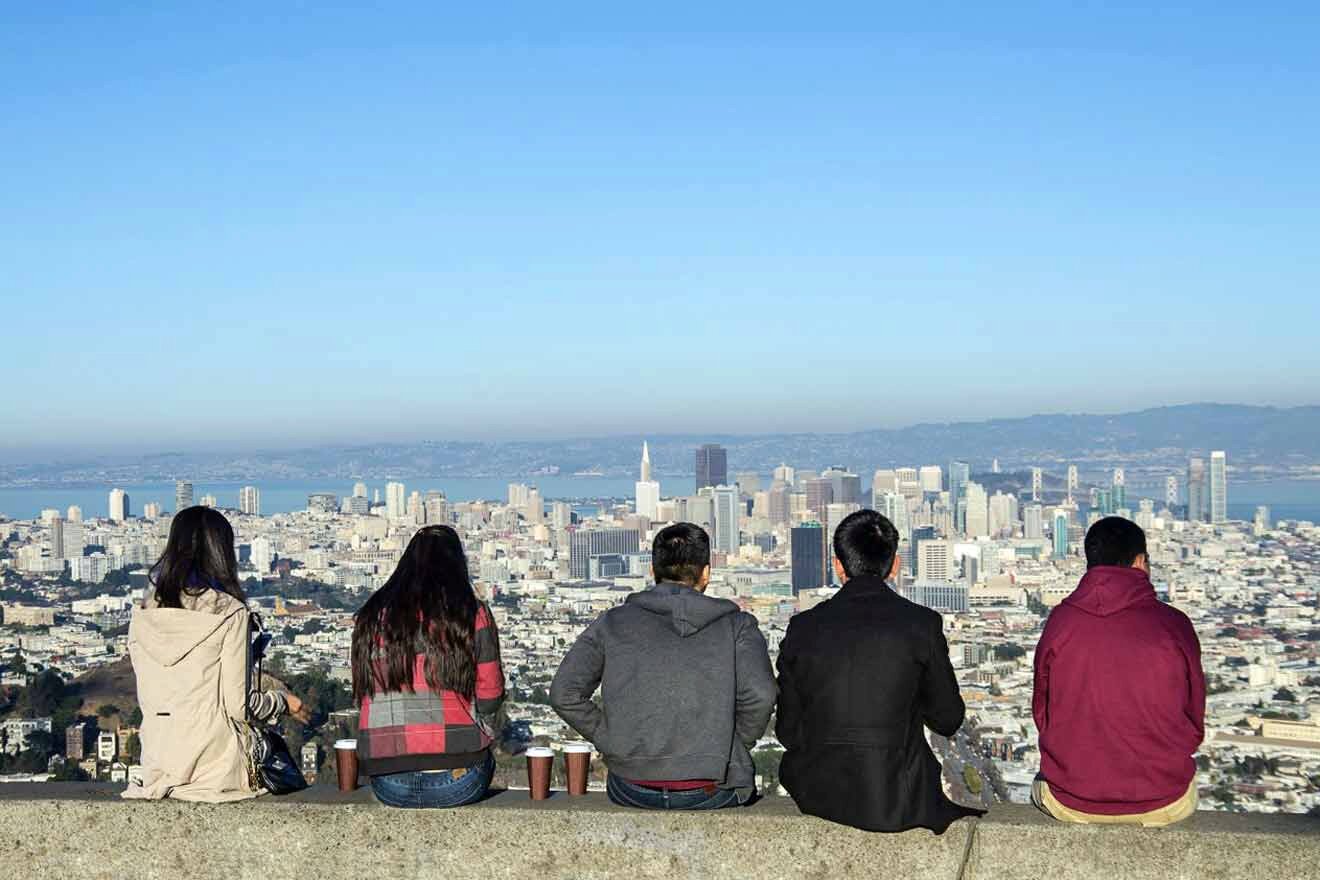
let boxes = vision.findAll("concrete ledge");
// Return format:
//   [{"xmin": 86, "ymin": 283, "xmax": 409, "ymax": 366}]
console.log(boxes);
[{"xmin": 0, "ymin": 784, "xmax": 1316, "ymax": 880}]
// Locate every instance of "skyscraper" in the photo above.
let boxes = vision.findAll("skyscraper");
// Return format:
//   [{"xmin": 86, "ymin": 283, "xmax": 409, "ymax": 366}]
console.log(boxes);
[
  {"xmin": 525, "ymin": 487, "xmax": 544, "ymax": 526},
  {"xmin": 635, "ymin": 442, "xmax": 661, "ymax": 521},
  {"xmin": 1209, "ymin": 451, "xmax": 1228, "ymax": 523},
  {"xmin": 1066, "ymin": 465, "xmax": 1079, "ymax": 499},
  {"xmin": 773, "ymin": 464, "xmax": 796, "ymax": 487},
  {"xmin": 872, "ymin": 469, "xmax": 898, "ymax": 498},
  {"xmin": 108, "ymin": 488, "xmax": 130, "ymax": 523},
  {"xmin": 790, "ymin": 522, "xmax": 825, "ymax": 593},
  {"xmin": 767, "ymin": 482, "xmax": 791, "ymax": 525},
  {"xmin": 1112, "ymin": 468, "xmax": 1126, "ymax": 511},
  {"xmin": 1165, "ymin": 475, "xmax": 1179, "ymax": 508},
  {"xmin": 569, "ymin": 528, "xmax": 640, "ymax": 580},
  {"xmin": 803, "ymin": 477, "xmax": 834, "ymax": 519},
  {"xmin": 48, "ymin": 517, "xmax": 65, "ymax": 560},
  {"xmin": 918, "ymin": 466, "xmax": 942, "ymax": 494},
  {"xmin": 239, "ymin": 486, "xmax": 261, "ymax": 516},
  {"xmin": 695, "ymin": 444, "xmax": 728, "ymax": 491},
  {"xmin": 175, "ymin": 481, "xmax": 194, "ymax": 512},
  {"xmin": 917, "ymin": 538, "xmax": 952, "ymax": 581},
  {"xmin": 385, "ymin": 481, "xmax": 407, "ymax": 520},
  {"xmin": 1187, "ymin": 458, "xmax": 1207, "ymax": 522},
  {"xmin": 1053, "ymin": 509, "xmax": 1070, "ymax": 559},
  {"xmin": 1024, "ymin": 504, "xmax": 1044, "ymax": 539},
  {"xmin": 1030, "ymin": 468, "xmax": 1043, "ymax": 502},
  {"xmin": 710, "ymin": 485, "xmax": 741, "ymax": 555},
  {"xmin": 964, "ymin": 481, "xmax": 989, "ymax": 538},
  {"xmin": 822, "ymin": 467, "xmax": 861, "ymax": 506},
  {"xmin": 948, "ymin": 461, "xmax": 970, "ymax": 532}
]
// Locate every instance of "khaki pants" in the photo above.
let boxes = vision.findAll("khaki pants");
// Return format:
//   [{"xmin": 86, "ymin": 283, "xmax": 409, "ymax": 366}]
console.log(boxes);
[{"xmin": 1032, "ymin": 778, "xmax": 1197, "ymax": 828}]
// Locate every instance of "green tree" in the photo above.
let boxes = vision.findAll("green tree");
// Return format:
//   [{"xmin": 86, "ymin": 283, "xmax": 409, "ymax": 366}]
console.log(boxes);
[
  {"xmin": 995, "ymin": 643, "xmax": 1026, "ymax": 661},
  {"xmin": 23, "ymin": 670, "xmax": 67, "ymax": 717},
  {"xmin": 96, "ymin": 703, "xmax": 120, "ymax": 719},
  {"xmin": 124, "ymin": 733, "xmax": 142, "ymax": 763},
  {"xmin": 126, "ymin": 707, "xmax": 144, "ymax": 727},
  {"xmin": 1274, "ymin": 687, "xmax": 1297, "ymax": 703}
]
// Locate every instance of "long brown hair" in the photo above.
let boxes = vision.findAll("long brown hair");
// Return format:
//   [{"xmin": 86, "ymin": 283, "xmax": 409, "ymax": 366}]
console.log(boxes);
[
  {"xmin": 150, "ymin": 506, "xmax": 246, "ymax": 608},
  {"xmin": 351, "ymin": 525, "xmax": 480, "ymax": 701}
]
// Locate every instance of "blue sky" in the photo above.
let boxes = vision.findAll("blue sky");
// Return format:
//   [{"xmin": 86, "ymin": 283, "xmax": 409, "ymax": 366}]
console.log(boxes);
[{"xmin": 3, "ymin": 3, "xmax": 1318, "ymax": 454}]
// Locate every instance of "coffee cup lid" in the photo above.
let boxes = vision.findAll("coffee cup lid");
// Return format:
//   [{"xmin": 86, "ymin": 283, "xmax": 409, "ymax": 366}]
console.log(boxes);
[
  {"xmin": 562, "ymin": 742, "xmax": 592, "ymax": 753},
  {"xmin": 334, "ymin": 739, "xmax": 357, "ymax": 749},
  {"xmin": 525, "ymin": 747, "xmax": 554, "ymax": 758}
]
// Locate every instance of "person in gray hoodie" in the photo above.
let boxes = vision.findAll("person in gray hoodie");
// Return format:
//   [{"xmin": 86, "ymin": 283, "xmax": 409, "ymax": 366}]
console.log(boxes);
[{"xmin": 550, "ymin": 522, "xmax": 776, "ymax": 809}]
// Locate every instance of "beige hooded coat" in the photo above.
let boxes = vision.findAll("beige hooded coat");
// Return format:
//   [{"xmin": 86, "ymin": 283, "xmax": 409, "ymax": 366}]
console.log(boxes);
[{"xmin": 123, "ymin": 589, "xmax": 261, "ymax": 802}]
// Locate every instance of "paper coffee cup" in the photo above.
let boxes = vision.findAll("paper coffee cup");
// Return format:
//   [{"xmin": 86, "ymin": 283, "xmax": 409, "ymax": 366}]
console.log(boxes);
[
  {"xmin": 334, "ymin": 739, "xmax": 359, "ymax": 791},
  {"xmin": 563, "ymin": 743, "xmax": 592, "ymax": 795},
  {"xmin": 525, "ymin": 747, "xmax": 554, "ymax": 800}
]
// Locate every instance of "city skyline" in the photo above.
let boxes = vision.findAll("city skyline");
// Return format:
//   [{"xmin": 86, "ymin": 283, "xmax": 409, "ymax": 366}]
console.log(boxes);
[{"xmin": 4, "ymin": 6, "xmax": 1319, "ymax": 449}]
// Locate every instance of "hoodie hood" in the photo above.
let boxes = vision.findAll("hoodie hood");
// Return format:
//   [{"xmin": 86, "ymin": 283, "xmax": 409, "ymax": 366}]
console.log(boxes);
[
  {"xmin": 625, "ymin": 582, "xmax": 739, "ymax": 637},
  {"xmin": 1062, "ymin": 565, "xmax": 1157, "ymax": 617},
  {"xmin": 129, "ymin": 603, "xmax": 245, "ymax": 667}
]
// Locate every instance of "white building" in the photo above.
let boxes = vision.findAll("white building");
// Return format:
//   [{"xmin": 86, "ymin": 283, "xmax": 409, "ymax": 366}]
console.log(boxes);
[
  {"xmin": 918, "ymin": 466, "xmax": 942, "ymax": 493},
  {"xmin": 385, "ymin": 482, "xmax": 407, "ymax": 520},
  {"xmin": 964, "ymin": 482, "xmax": 989, "ymax": 538},
  {"xmin": 109, "ymin": 488, "xmax": 130, "ymax": 522},
  {"xmin": 917, "ymin": 539, "xmax": 953, "ymax": 581},
  {"xmin": 251, "ymin": 537, "xmax": 275, "ymax": 574},
  {"xmin": 1210, "ymin": 451, "xmax": 1228, "ymax": 523},
  {"xmin": 239, "ymin": 486, "xmax": 261, "ymax": 516},
  {"xmin": 710, "ymin": 485, "xmax": 742, "ymax": 555},
  {"xmin": 2, "ymin": 718, "xmax": 52, "ymax": 755}
]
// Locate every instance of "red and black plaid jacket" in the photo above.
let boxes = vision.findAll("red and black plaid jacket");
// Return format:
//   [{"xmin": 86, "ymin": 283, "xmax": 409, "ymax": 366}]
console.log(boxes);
[{"xmin": 358, "ymin": 603, "xmax": 505, "ymax": 775}]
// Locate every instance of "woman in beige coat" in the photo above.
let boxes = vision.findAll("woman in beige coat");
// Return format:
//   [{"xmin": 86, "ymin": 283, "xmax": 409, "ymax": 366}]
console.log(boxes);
[{"xmin": 124, "ymin": 506, "xmax": 310, "ymax": 802}]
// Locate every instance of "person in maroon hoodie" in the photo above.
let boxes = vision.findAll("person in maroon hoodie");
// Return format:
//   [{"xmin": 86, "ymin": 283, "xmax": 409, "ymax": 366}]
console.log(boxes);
[{"xmin": 1032, "ymin": 516, "xmax": 1205, "ymax": 826}]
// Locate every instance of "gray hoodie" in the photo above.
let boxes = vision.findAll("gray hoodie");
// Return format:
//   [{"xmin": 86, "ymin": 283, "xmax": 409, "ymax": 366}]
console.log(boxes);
[{"xmin": 550, "ymin": 583, "xmax": 776, "ymax": 795}]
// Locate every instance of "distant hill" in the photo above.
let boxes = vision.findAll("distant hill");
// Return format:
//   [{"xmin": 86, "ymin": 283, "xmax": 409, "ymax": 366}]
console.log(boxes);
[{"xmin": 3, "ymin": 403, "xmax": 1319, "ymax": 483}]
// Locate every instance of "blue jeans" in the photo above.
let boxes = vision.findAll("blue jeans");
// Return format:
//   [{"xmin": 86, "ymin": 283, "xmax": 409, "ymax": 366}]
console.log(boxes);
[
  {"xmin": 370, "ymin": 753, "xmax": 495, "ymax": 809},
  {"xmin": 606, "ymin": 774, "xmax": 747, "ymax": 810}
]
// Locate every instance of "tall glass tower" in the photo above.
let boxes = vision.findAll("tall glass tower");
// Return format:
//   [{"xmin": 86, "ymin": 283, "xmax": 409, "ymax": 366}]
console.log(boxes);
[{"xmin": 1209, "ymin": 451, "xmax": 1228, "ymax": 523}]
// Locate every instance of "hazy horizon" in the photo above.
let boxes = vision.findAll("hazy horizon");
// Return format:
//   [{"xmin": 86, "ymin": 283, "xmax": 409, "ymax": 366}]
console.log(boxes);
[{"xmin": 2, "ymin": 400, "xmax": 1318, "ymax": 465}]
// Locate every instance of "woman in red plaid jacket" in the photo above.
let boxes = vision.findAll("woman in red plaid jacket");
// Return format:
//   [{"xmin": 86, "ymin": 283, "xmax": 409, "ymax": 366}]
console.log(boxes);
[{"xmin": 351, "ymin": 525, "xmax": 505, "ymax": 808}]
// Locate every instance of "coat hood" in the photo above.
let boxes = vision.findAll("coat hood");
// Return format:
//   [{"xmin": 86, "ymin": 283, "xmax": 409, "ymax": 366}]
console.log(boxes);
[
  {"xmin": 1062, "ymin": 565, "xmax": 1157, "ymax": 618},
  {"xmin": 129, "ymin": 603, "xmax": 245, "ymax": 667},
  {"xmin": 624, "ymin": 582, "xmax": 739, "ymax": 637}
]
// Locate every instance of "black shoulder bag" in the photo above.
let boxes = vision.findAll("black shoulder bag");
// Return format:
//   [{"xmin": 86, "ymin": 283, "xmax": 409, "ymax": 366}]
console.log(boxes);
[{"xmin": 244, "ymin": 612, "xmax": 309, "ymax": 795}]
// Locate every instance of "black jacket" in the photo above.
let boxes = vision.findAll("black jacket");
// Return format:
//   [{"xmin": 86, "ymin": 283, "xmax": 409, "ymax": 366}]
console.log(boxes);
[{"xmin": 775, "ymin": 575, "xmax": 982, "ymax": 833}]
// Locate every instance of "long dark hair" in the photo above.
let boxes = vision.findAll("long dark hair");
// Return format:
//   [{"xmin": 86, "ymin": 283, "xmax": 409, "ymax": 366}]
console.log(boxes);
[
  {"xmin": 150, "ymin": 506, "xmax": 246, "ymax": 608},
  {"xmin": 352, "ymin": 525, "xmax": 481, "ymax": 702}
]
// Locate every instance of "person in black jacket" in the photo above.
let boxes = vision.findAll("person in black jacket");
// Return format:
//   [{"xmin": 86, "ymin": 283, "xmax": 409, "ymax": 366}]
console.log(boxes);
[{"xmin": 775, "ymin": 509, "xmax": 983, "ymax": 833}]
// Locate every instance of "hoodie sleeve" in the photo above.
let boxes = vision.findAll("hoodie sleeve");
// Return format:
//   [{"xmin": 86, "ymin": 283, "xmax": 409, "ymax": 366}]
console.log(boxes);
[
  {"xmin": 1181, "ymin": 617, "xmax": 1206, "ymax": 748},
  {"xmin": 221, "ymin": 611, "xmax": 254, "ymax": 724},
  {"xmin": 733, "ymin": 612, "xmax": 776, "ymax": 748},
  {"xmin": 1032, "ymin": 614, "xmax": 1059, "ymax": 737},
  {"xmin": 919, "ymin": 613, "xmax": 965, "ymax": 737},
  {"xmin": 549, "ymin": 618, "xmax": 607, "ymax": 742}
]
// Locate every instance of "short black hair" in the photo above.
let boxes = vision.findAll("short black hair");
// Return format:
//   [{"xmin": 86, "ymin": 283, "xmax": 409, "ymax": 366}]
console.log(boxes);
[
  {"xmin": 652, "ymin": 522, "xmax": 711, "ymax": 585},
  {"xmin": 833, "ymin": 509, "xmax": 900, "ymax": 580},
  {"xmin": 1084, "ymin": 517, "xmax": 1148, "ymax": 569}
]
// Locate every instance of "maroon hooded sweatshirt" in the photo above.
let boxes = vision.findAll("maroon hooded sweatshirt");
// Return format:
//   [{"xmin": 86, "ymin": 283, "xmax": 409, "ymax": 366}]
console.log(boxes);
[{"xmin": 1032, "ymin": 565, "xmax": 1205, "ymax": 815}]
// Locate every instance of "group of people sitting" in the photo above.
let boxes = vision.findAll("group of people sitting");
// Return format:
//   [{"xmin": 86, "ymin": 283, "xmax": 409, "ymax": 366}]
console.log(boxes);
[{"xmin": 125, "ymin": 505, "xmax": 1205, "ymax": 832}]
